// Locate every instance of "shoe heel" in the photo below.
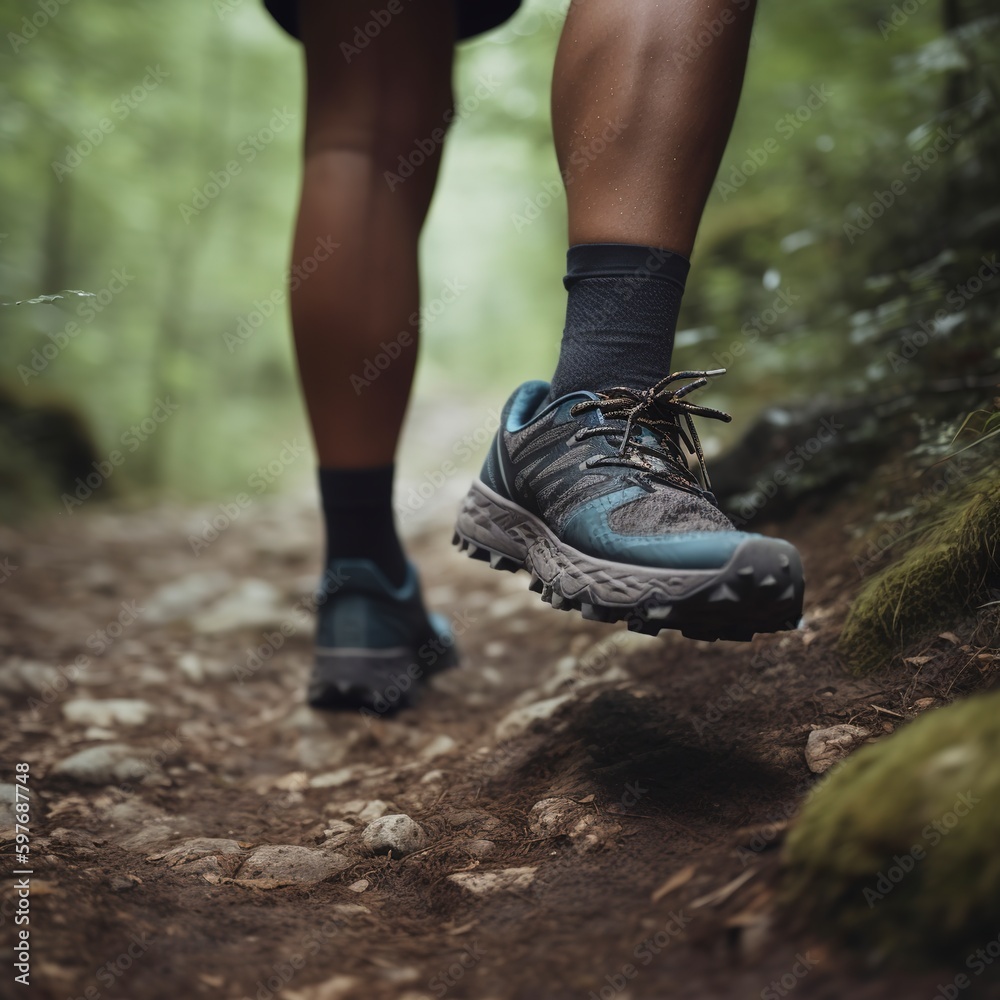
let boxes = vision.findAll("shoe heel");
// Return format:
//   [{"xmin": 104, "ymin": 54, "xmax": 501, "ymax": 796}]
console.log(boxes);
[{"xmin": 453, "ymin": 480, "xmax": 527, "ymax": 571}]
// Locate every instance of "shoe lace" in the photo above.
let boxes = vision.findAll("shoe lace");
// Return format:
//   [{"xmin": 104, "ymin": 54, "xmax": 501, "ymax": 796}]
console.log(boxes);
[{"xmin": 569, "ymin": 369, "xmax": 732, "ymax": 499}]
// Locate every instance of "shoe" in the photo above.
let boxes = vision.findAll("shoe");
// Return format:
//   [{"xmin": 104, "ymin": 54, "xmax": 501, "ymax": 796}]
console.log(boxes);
[
  {"xmin": 453, "ymin": 370, "xmax": 804, "ymax": 641},
  {"xmin": 307, "ymin": 560, "xmax": 458, "ymax": 713}
]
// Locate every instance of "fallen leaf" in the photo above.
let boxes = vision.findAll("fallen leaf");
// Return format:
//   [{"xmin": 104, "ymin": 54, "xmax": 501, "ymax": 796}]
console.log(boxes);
[{"xmin": 939, "ymin": 632, "xmax": 962, "ymax": 645}]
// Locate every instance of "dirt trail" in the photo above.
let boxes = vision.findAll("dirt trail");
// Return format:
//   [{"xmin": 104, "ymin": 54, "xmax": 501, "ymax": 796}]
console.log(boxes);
[{"xmin": 1, "ymin": 414, "xmax": 996, "ymax": 1000}]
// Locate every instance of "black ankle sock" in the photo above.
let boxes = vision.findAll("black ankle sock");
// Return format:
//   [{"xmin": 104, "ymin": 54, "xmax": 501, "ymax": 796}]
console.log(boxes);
[
  {"xmin": 318, "ymin": 465, "xmax": 407, "ymax": 588},
  {"xmin": 548, "ymin": 243, "xmax": 690, "ymax": 399}
]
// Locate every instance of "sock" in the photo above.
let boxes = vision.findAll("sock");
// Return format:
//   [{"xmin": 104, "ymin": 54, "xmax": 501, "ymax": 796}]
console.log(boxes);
[
  {"xmin": 318, "ymin": 465, "xmax": 407, "ymax": 589},
  {"xmin": 548, "ymin": 243, "xmax": 691, "ymax": 399}
]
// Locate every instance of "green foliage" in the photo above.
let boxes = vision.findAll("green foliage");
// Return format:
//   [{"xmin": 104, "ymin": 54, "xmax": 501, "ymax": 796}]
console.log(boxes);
[
  {"xmin": 783, "ymin": 690, "xmax": 1000, "ymax": 961},
  {"xmin": 1, "ymin": 0, "xmax": 997, "ymax": 510},
  {"xmin": 838, "ymin": 462, "xmax": 1000, "ymax": 673}
]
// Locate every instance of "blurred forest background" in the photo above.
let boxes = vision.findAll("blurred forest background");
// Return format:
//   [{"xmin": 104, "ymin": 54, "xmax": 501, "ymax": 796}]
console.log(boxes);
[{"xmin": 0, "ymin": 0, "xmax": 997, "ymax": 517}]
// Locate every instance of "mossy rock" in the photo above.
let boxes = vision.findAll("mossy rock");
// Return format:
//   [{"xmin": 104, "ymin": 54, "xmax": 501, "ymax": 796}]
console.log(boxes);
[
  {"xmin": 839, "ymin": 469, "xmax": 1000, "ymax": 674},
  {"xmin": 782, "ymin": 691, "xmax": 1000, "ymax": 961}
]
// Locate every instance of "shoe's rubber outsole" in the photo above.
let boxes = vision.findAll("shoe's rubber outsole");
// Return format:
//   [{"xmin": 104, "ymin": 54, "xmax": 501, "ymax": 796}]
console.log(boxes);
[
  {"xmin": 308, "ymin": 614, "xmax": 458, "ymax": 713},
  {"xmin": 453, "ymin": 479, "xmax": 804, "ymax": 642}
]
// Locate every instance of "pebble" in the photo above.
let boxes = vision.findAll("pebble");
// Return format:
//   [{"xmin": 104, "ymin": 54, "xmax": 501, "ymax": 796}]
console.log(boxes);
[
  {"xmin": 52, "ymin": 744, "xmax": 155, "ymax": 785},
  {"xmin": 528, "ymin": 797, "xmax": 620, "ymax": 852},
  {"xmin": 420, "ymin": 734, "xmax": 457, "ymax": 761},
  {"xmin": 461, "ymin": 839, "xmax": 496, "ymax": 859},
  {"xmin": 448, "ymin": 867, "xmax": 537, "ymax": 895},
  {"xmin": 192, "ymin": 579, "xmax": 285, "ymax": 633},
  {"xmin": 63, "ymin": 698, "xmax": 154, "ymax": 728},
  {"xmin": 528, "ymin": 797, "xmax": 586, "ymax": 837},
  {"xmin": 348, "ymin": 879, "xmax": 369, "ymax": 893},
  {"xmin": 495, "ymin": 695, "xmax": 574, "ymax": 741},
  {"xmin": 805, "ymin": 725, "xmax": 871, "ymax": 774},
  {"xmin": 0, "ymin": 659, "xmax": 61, "ymax": 696},
  {"xmin": 420, "ymin": 769, "xmax": 445, "ymax": 784},
  {"xmin": 309, "ymin": 767, "xmax": 359, "ymax": 789},
  {"xmin": 155, "ymin": 838, "xmax": 245, "ymax": 866},
  {"xmin": 356, "ymin": 799, "xmax": 394, "ymax": 822},
  {"xmin": 282, "ymin": 976, "xmax": 361, "ymax": 1000},
  {"xmin": 361, "ymin": 814, "xmax": 428, "ymax": 856},
  {"xmin": 144, "ymin": 570, "xmax": 233, "ymax": 624},
  {"xmin": 240, "ymin": 845, "xmax": 350, "ymax": 883}
]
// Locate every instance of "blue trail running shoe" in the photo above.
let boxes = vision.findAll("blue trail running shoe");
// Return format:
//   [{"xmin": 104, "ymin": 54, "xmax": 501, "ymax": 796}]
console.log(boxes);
[
  {"xmin": 308, "ymin": 560, "xmax": 457, "ymax": 713},
  {"xmin": 453, "ymin": 371, "xmax": 805, "ymax": 641}
]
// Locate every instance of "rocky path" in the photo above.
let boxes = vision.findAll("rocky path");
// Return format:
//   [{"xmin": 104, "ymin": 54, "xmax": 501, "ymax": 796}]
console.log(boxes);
[{"xmin": 0, "ymin": 431, "xmax": 987, "ymax": 1000}]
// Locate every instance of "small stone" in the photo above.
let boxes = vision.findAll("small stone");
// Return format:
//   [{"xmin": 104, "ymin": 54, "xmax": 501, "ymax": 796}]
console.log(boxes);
[
  {"xmin": 192, "ymin": 579, "xmax": 285, "ymax": 633},
  {"xmin": 495, "ymin": 695, "xmax": 573, "ymax": 741},
  {"xmin": 240, "ymin": 845, "xmax": 350, "ymax": 883},
  {"xmin": 309, "ymin": 767, "xmax": 358, "ymax": 789},
  {"xmin": 177, "ymin": 653, "xmax": 204, "ymax": 683},
  {"xmin": 356, "ymin": 799, "xmax": 394, "ymax": 822},
  {"xmin": 155, "ymin": 838, "xmax": 245, "ymax": 867},
  {"xmin": 528, "ymin": 798, "xmax": 619, "ymax": 852},
  {"xmin": 448, "ymin": 867, "xmax": 537, "ymax": 895},
  {"xmin": 144, "ymin": 570, "xmax": 233, "ymax": 624},
  {"xmin": 420, "ymin": 734, "xmax": 457, "ymax": 761},
  {"xmin": 461, "ymin": 839, "xmax": 496, "ymax": 859},
  {"xmin": 528, "ymin": 797, "xmax": 587, "ymax": 837},
  {"xmin": 361, "ymin": 814, "xmax": 428, "ymax": 857},
  {"xmin": 63, "ymin": 698, "xmax": 154, "ymax": 728},
  {"xmin": 420, "ymin": 769, "xmax": 445, "ymax": 784},
  {"xmin": 348, "ymin": 879, "xmax": 369, "ymax": 893},
  {"xmin": 108, "ymin": 875, "xmax": 140, "ymax": 892},
  {"xmin": 805, "ymin": 725, "xmax": 871, "ymax": 774},
  {"xmin": 913, "ymin": 698, "xmax": 937, "ymax": 711},
  {"xmin": 282, "ymin": 975, "xmax": 361, "ymax": 1000},
  {"xmin": 0, "ymin": 659, "xmax": 61, "ymax": 696},
  {"xmin": 52, "ymin": 744, "xmax": 155, "ymax": 785}
]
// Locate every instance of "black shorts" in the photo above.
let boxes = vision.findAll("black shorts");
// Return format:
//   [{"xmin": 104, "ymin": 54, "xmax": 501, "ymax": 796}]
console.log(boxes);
[{"xmin": 263, "ymin": 0, "xmax": 523, "ymax": 42}]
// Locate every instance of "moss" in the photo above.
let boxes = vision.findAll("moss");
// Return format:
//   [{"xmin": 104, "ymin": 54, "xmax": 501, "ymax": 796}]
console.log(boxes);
[
  {"xmin": 782, "ymin": 691, "xmax": 1000, "ymax": 961},
  {"xmin": 839, "ymin": 469, "xmax": 1000, "ymax": 674}
]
